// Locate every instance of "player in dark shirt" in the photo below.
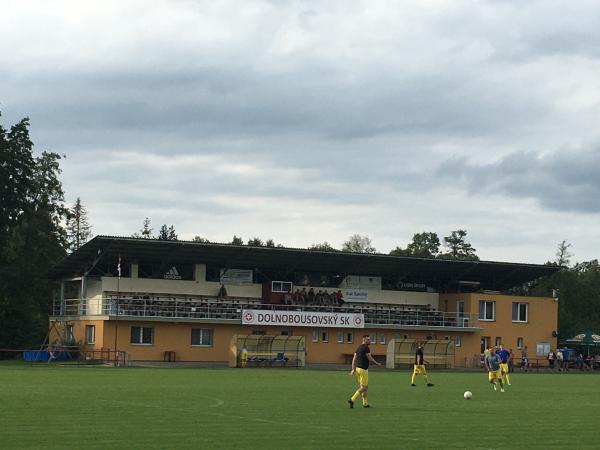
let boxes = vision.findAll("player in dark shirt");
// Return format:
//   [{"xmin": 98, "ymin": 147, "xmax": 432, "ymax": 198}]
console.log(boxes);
[
  {"xmin": 411, "ymin": 343, "xmax": 434, "ymax": 387},
  {"xmin": 348, "ymin": 335, "xmax": 382, "ymax": 408}
]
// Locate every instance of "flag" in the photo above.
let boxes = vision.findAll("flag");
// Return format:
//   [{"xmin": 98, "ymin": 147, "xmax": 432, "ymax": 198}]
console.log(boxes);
[{"xmin": 117, "ymin": 254, "xmax": 121, "ymax": 279}]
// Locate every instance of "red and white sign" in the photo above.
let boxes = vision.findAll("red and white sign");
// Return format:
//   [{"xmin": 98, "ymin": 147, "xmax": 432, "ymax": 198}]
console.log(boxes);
[{"xmin": 242, "ymin": 309, "xmax": 364, "ymax": 328}]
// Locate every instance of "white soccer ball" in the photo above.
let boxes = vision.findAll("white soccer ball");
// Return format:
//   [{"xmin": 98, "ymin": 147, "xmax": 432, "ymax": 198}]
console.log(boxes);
[{"xmin": 464, "ymin": 391, "xmax": 473, "ymax": 400}]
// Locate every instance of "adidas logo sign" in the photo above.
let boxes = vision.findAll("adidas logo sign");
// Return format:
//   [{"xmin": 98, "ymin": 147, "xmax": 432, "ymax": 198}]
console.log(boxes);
[{"xmin": 163, "ymin": 266, "xmax": 182, "ymax": 280}]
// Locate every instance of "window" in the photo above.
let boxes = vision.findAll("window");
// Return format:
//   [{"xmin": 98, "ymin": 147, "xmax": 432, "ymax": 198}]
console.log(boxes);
[
  {"xmin": 379, "ymin": 334, "xmax": 385, "ymax": 345},
  {"xmin": 536, "ymin": 342, "xmax": 550, "ymax": 356},
  {"xmin": 517, "ymin": 337, "xmax": 524, "ymax": 349},
  {"xmin": 321, "ymin": 332, "xmax": 329, "ymax": 343},
  {"xmin": 370, "ymin": 333, "xmax": 376, "ymax": 344},
  {"xmin": 478, "ymin": 300, "xmax": 495, "ymax": 321},
  {"xmin": 454, "ymin": 335, "xmax": 462, "ymax": 347},
  {"xmin": 252, "ymin": 330, "xmax": 266, "ymax": 336},
  {"xmin": 130, "ymin": 326, "xmax": 153, "ymax": 345},
  {"xmin": 191, "ymin": 328, "xmax": 213, "ymax": 346},
  {"xmin": 272, "ymin": 281, "xmax": 293, "ymax": 293},
  {"xmin": 512, "ymin": 302, "xmax": 528, "ymax": 322},
  {"xmin": 85, "ymin": 325, "xmax": 95, "ymax": 344},
  {"xmin": 480, "ymin": 336, "xmax": 490, "ymax": 353},
  {"xmin": 495, "ymin": 337, "xmax": 502, "ymax": 346},
  {"xmin": 337, "ymin": 332, "xmax": 344, "ymax": 343},
  {"xmin": 311, "ymin": 330, "xmax": 319, "ymax": 343},
  {"xmin": 346, "ymin": 333, "xmax": 353, "ymax": 344}
]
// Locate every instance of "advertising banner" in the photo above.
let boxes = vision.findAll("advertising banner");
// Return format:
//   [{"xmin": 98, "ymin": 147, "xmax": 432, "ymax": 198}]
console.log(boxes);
[
  {"xmin": 220, "ymin": 269, "xmax": 253, "ymax": 285},
  {"xmin": 343, "ymin": 289, "xmax": 369, "ymax": 302},
  {"xmin": 242, "ymin": 309, "xmax": 364, "ymax": 328}
]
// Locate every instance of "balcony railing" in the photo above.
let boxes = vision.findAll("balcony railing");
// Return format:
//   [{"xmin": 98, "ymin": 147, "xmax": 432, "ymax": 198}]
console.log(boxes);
[{"xmin": 52, "ymin": 295, "xmax": 479, "ymax": 329}]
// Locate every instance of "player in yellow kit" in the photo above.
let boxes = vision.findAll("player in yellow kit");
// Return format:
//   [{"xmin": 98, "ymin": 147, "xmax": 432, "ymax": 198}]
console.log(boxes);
[
  {"xmin": 348, "ymin": 335, "xmax": 382, "ymax": 408},
  {"xmin": 411, "ymin": 343, "xmax": 434, "ymax": 387}
]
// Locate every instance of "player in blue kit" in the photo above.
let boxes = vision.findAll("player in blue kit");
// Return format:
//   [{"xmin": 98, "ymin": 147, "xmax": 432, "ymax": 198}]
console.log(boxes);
[{"xmin": 496, "ymin": 345, "xmax": 511, "ymax": 386}]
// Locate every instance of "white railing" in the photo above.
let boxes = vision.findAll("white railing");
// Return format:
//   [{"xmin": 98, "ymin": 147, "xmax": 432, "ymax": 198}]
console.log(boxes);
[{"xmin": 77, "ymin": 295, "xmax": 478, "ymax": 328}]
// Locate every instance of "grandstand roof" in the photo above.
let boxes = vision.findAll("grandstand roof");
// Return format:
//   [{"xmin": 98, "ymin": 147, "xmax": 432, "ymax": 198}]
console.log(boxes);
[{"xmin": 48, "ymin": 235, "xmax": 560, "ymax": 292}]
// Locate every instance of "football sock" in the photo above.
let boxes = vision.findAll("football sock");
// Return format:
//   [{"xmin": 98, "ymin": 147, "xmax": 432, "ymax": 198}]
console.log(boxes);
[{"xmin": 351, "ymin": 390, "xmax": 361, "ymax": 403}]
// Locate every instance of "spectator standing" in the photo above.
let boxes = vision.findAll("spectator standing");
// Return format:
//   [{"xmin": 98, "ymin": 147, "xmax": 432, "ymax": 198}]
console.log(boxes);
[
  {"xmin": 336, "ymin": 289, "xmax": 344, "ymax": 306},
  {"xmin": 548, "ymin": 350, "xmax": 555, "ymax": 369},
  {"xmin": 307, "ymin": 288, "xmax": 315, "ymax": 305},
  {"xmin": 556, "ymin": 348, "xmax": 564, "ymax": 371},
  {"xmin": 218, "ymin": 284, "xmax": 228, "ymax": 300},
  {"xmin": 508, "ymin": 349, "xmax": 515, "ymax": 373}
]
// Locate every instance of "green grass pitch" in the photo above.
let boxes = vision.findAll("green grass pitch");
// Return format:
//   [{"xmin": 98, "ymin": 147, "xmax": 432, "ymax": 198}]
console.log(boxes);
[{"xmin": 1, "ymin": 363, "xmax": 598, "ymax": 449}]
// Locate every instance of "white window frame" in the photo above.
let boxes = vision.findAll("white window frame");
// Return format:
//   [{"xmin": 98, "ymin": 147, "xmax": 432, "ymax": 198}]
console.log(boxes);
[
  {"xmin": 130, "ymin": 326, "xmax": 153, "ymax": 345},
  {"xmin": 321, "ymin": 331, "xmax": 329, "ymax": 343},
  {"xmin": 536, "ymin": 342, "xmax": 550, "ymax": 357},
  {"xmin": 311, "ymin": 330, "xmax": 319, "ymax": 343},
  {"xmin": 478, "ymin": 300, "xmax": 495, "ymax": 321},
  {"xmin": 495, "ymin": 337, "xmax": 502, "ymax": 347},
  {"xmin": 191, "ymin": 328, "xmax": 213, "ymax": 347},
  {"xmin": 512, "ymin": 302, "xmax": 528, "ymax": 323},
  {"xmin": 337, "ymin": 332, "xmax": 344, "ymax": 343},
  {"xmin": 370, "ymin": 333, "xmax": 376, "ymax": 344},
  {"xmin": 517, "ymin": 337, "xmax": 524, "ymax": 349},
  {"xmin": 272, "ymin": 281, "xmax": 293, "ymax": 293},
  {"xmin": 379, "ymin": 333, "xmax": 386, "ymax": 345},
  {"xmin": 85, "ymin": 325, "xmax": 95, "ymax": 344},
  {"xmin": 454, "ymin": 335, "xmax": 462, "ymax": 347}
]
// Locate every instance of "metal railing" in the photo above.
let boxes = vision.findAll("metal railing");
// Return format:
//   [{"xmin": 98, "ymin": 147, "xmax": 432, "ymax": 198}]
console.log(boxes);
[{"xmin": 51, "ymin": 294, "xmax": 479, "ymax": 329}]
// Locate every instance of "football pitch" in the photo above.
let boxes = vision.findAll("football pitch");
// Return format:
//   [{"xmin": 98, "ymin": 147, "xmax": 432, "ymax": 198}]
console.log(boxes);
[{"xmin": 1, "ymin": 363, "xmax": 598, "ymax": 450}]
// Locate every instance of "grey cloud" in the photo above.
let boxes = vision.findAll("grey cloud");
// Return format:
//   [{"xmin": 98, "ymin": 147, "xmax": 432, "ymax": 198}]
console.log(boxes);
[{"xmin": 437, "ymin": 149, "xmax": 600, "ymax": 213}]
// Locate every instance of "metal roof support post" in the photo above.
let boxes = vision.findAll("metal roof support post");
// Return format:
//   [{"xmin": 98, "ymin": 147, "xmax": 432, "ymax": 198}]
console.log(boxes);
[{"xmin": 59, "ymin": 280, "xmax": 65, "ymax": 316}]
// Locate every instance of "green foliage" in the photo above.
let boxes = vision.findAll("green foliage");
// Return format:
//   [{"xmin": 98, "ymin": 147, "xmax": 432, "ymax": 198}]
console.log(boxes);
[
  {"xmin": 158, "ymin": 224, "xmax": 177, "ymax": 240},
  {"xmin": 341, "ymin": 234, "xmax": 376, "ymax": 253},
  {"xmin": 192, "ymin": 236, "xmax": 210, "ymax": 243},
  {"xmin": 390, "ymin": 232, "xmax": 440, "ymax": 258},
  {"xmin": 0, "ymin": 114, "xmax": 67, "ymax": 349},
  {"xmin": 132, "ymin": 217, "xmax": 153, "ymax": 239},
  {"xmin": 439, "ymin": 229, "xmax": 479, "ymax": 261},
  {"xmin": 65, "ymin": 197, "xmax": 92, "ymax": 251},
  {"xmin": 310, "ymin": 242, "xmax": 338, "ymax": 252},
  {"xmin": 533, "ymin": 259, "xmax": 600, "ymax": 339},
  {"xmin": 231, "ymin": 235, "xmax": 244, "ymax": 245},
  {"xmin": 247, "ymin": 237, "xmax": 264, "ymax": 246}
]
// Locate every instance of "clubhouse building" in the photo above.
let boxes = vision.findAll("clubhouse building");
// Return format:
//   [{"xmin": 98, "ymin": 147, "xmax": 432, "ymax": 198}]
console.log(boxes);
[{"xmin": 48, "ymin": 236, "xmax": 560, "ymax": 367}]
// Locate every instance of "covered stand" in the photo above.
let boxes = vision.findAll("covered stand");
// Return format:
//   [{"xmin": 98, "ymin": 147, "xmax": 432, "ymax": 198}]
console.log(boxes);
[
  {"xmin": 386, "ymin": 338, "xmax": 454, "ymax": 369},
  {"xmin": 229, "ymin": 335, "xmax": 305, "ymax": 368}
]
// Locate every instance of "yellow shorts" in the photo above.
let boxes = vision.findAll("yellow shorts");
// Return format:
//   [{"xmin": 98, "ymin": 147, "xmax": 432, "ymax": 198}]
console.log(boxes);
[
  {"xmin": 488, "ymin": 369, "xmax": 501, "ymax": 381},
  {"xmin": 355, "ymin": 367, "xmax": 369, "ymax": 387},
  {"xmin": 413, "ymin": 364, "xmax": 427, "ymax": 375},
  {"xmin": 500, "ymin": 363, "xmax": 509, "ymax": 374}
]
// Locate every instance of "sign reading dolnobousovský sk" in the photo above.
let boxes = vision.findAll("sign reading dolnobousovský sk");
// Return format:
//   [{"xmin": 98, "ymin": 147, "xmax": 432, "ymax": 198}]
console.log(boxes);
[{"xmin": 242, "ymin": 310, "xmax": 365, "ymax": 328}]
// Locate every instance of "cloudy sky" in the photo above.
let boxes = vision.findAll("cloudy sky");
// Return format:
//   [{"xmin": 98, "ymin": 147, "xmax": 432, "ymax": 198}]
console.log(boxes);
[{"xmin": 2, "ymin": 0, "xmax": 600, "ymax": 264}]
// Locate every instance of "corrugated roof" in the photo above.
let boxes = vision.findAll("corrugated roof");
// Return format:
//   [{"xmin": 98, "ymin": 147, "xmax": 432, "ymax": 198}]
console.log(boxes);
[{"xmin": 47, "ymin": 235, "xmax": 559, "ymax": 292}]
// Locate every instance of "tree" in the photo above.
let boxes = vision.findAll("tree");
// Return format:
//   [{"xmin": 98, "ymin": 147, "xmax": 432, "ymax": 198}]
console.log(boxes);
[
  {"xmin": 555, "ymin": 240, "xmax": 573, "ymax": 267},
  {"xmin": 65, "ymin": 197, "xmax": 92, "ymax": 251},
  {"xmin": 0, "ymin": 114, "xmax": 68, "ymax": 351},
  {"xmin": 342, "ymin": 234, "xmax": 376, "ymax": 253},
  {"xmin": 192, "ymin": 236, "xmax": 210, "ymax": 243},
  {"xmin": 265, "ymin": 239, "xmax": 275, "ymax": 248},
  {"xmin": 439, "ymin": 229, "xmax": 479, "ymax": 260},
  {"xmin": 132, "ymin": 218, "xmax": 153, "ymax": 239},
  {"xmin": 158, "ymin": 224, "xmax": 177, "ymax": 241},
  {"xmin": 310, "ymin": 242, "xmax": 338, "ymax": 252},
  {"xmin": 231, "ymin": 235, "xmax": 244, "ymax": 245},
  {"xmin": 247, "ymin": 237, "xmax": 264, "ymax": 247},
  {"xmin": 390, "ymin": 232, "xmax": 440, "ymax": 258}
]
